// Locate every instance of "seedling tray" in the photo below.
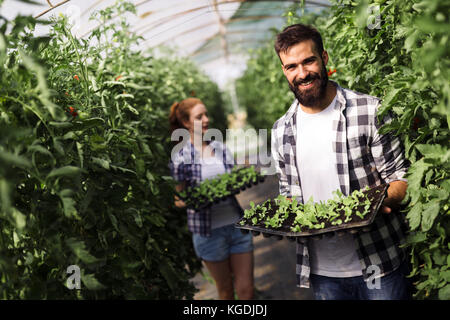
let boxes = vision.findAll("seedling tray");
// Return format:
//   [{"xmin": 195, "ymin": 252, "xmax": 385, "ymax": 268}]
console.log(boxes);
[
  {"xmin": 235, "ymin": 183, "xmax": 389, "ymax": 240},
  {"xmin": 177, "ymin": 167, "xmax": 265, "ymax": 210}
]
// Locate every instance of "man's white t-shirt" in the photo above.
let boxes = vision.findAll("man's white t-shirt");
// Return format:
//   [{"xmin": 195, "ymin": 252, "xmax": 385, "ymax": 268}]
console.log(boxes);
[{"xmin": 296, "ymin": 95, "xmax": 363, "ymax": 277}]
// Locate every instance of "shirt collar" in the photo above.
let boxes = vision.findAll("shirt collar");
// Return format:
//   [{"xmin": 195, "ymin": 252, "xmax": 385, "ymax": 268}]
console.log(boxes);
[{"xmin": 180, "ymin": 139, "xmax": 220, "ymax": 159}]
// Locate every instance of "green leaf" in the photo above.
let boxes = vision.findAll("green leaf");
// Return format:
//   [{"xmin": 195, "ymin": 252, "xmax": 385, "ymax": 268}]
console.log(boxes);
[
  {"xmin": 406, "ymin": 158, "xmax": 432, "ymax": 205},
  {"xmin": 19, "ymin": 49, "xmax": 62, "ymax": 120},
  {"xmin": 49, "ymin": 121, "xmax": 73, "ymax": 129},
  {"xmin": 59, "ymin": 191, "xmax": 80, "ymax": 219},
  {"xmin": 10, "ymin": 207, "xmax": 27, "ymax": 231},
  {"xmin": 71, "ymin": 118, "xmax": 105, "ymax": 131},
  {"xmin": 76, "ymin": 142, "xmax": 84, "ymax": 168},
  {"xmin": 28, "ymin": 144, "xmax": 53, "ymax": 158},
  {"xmin": 114, "ymin": 93, "xmax": 134, "ymax": 100},
  {"xmin": 53, "ymin": 137, "xmax": 65, "ymax": 156},
  {"xmin": 421, "ymin": 200, "xmax": 440, "ymax": 232},
  {"xmin": 47, "ymin": 166, "xmax": 83, "ymax": 179},
  {"xmin": 383, "ymin": 87, "xmax": 402, "ymax": 106},
  {"xmin": 159, "ymin": 260, "xmax": 178, "ymax": 291},
  {"xmin": 133, "ymin": 213, "xmax": 143, "ymax": 228},
  {"xmin": 103, "ymin": 80, "xmax": 126, "ymax": 87},
  {"xmin": 432, "ymin": 250, "xmax": 446, "ymax": 266},
  {"xmin": 110, "ymin": 165, "xmax": 135, "ymax": 175},
  {"xmin": 125, "ymin": 83, "xmax": 152, "ymax": 90},
  {"xmin": 81, "ymin": 273, "xmax": 106, "ymax": 290},
  {"xmin": 428, "ymin": 188, "xmax": 449, "ymax": 201},
  {"xmin": 416, "ymin": 144, "xmax": 450, "ymax": 162},
  {"xmin": 406, "ymin": 202, "xmax": 422, "ymax": 230},
  {"xmin": 125, "ymin": 104, "xmax": 139, "ymax": 115},
  {"xmin": 92, "ymin": 157, "xmax": 110, "ymax": 170},
  {"xmin": 0, "ymin": 178, "xmax": 12, "ymax": 211},
  {"xmin": 0, "ymin": 151, "xmax": 31, "ymax": 169},
  {"xmin": 66, "ymin": 238, "xmax": 100, "ymax": 264},
  {"xmin": 405, "ymin": 232, "xmax": 427, "ymax": 245},
  {"xmin": 109, "ymin": 213, "xmax": 119, "ymax": 232},
  {"xmin": 438, "ymin": 284, "xmax": 450, "ymax": 300}
]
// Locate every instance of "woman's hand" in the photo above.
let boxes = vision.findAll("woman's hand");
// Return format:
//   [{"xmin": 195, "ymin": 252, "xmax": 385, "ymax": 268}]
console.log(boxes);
[
  {"xmin": 174, "ymin": 182, "xmax": 187, "ymax": 208},
  {"xmin": 174, "ymin": 196, "xmax": 186, "ymax": 208}
]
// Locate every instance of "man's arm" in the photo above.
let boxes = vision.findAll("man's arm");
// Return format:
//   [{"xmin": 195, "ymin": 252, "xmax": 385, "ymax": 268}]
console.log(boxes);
[{"xmin": 371, "ymin": 106, "xmax": 410, "ymax": 214}]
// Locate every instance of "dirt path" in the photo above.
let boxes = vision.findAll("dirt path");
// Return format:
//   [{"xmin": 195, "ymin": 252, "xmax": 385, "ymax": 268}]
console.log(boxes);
[{"xmin": 191, "ymin": 174, "xmax": 314, "ymax": 300}]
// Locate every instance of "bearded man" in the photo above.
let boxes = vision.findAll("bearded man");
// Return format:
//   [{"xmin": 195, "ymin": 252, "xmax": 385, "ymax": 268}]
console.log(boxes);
[{"xmin": 271, "ymin": 23, "xmax": 412, "ymax": 300}]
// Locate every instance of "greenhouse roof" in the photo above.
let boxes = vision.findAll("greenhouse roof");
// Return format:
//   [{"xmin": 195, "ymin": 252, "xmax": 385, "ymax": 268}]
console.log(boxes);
[{"xmin": 1, "ymin": 0, "xmax": 330, "ymax": 87}]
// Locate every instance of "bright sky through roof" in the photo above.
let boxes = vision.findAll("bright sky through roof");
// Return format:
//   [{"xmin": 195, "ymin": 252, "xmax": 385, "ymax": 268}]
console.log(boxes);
[{"xmin": 0, "ymin": 0, "xmax": 329, "ymax": 88}]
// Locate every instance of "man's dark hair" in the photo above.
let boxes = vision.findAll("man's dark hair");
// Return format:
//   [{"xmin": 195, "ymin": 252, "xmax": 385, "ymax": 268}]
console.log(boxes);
[{"xmin": 274, "ymin": 23, "xmax": 324, "ymax": 59}]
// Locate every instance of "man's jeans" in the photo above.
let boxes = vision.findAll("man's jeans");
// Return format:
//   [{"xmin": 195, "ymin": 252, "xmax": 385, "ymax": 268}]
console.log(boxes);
[{"xmin": 310, "ymin": 261, "xmax": 413, "ymax": 300}]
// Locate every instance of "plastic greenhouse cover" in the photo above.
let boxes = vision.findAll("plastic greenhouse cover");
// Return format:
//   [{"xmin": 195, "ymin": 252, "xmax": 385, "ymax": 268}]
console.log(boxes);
[{"xmin": 0, "ymin": 0, "xmax": 330, "ymax": 87}]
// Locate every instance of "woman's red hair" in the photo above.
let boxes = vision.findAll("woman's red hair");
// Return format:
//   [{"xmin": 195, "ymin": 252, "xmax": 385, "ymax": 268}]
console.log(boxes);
[{"xmin": 169, "ymin": 97, "xmax": 203, "ymax": 133}]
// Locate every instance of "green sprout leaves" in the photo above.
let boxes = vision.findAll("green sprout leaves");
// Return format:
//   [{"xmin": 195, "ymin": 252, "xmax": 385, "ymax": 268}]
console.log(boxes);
[
  {"xmin": 241, "ymin": 187, "xmax": 376, "ymax": 233},
  {"xmin": 181, "ymin": 166, "xmax": 264, "ymax": 209}
]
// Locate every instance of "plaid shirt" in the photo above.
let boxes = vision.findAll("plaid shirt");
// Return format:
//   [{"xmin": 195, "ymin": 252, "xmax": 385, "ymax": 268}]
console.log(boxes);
[
  {"xmin": 169, "ymin": 140, "xmax": 239, "ymax": 237},
  {"xmin": 271, "ymin": 81, "xmax": 410, "ymax": 288}
]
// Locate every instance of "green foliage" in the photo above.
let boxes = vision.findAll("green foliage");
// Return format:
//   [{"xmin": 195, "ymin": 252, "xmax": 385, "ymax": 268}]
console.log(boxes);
[
  {"xmin": 241, "ymin": 187, "xmax": 372, "ymax": 232},
  {"xmin": 235, "ymin": 41, "xmax": 294, "ymax": 132},
  {"xmin": 236, "ymin": 0, "xmax": 449, "ymax": 299},
  {"xmin": 0, "ymin": 1, "xmax": 228, "ymax": 299},
  {"xmin": 148, "ymin": 54, "xmax": 228, "ymax": 135},
  {"xmin": 180, "ymin": 166, "xmax": 263, "ymax": 209}
]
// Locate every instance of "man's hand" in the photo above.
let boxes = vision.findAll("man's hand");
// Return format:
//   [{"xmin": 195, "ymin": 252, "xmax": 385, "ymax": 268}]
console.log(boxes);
[
  {"xmin": 380, "ymin": 205, "xmax": 392, "ymax": 214},
  {"xmin": 381, "ymin": 180, "xmax": 408, "ymax": 214}
]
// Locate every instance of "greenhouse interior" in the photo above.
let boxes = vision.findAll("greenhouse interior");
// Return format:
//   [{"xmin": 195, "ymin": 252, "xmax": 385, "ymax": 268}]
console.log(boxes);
[{"xmin": 0, "ymin": 0, "xmax": 448, "ymax": 303}]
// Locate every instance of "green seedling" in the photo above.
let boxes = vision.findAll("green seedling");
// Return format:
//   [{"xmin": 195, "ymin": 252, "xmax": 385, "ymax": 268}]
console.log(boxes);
[{"xmin": 242, "ymin": 186, "xmax": 376, "ymax": 232}]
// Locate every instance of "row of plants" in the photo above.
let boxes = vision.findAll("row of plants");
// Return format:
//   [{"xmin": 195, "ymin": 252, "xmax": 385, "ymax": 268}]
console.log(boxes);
[
  {"xmin": 239, "ymin": 184, "xmax": 385, "ymax": 234},
  {"xmin": 178, "ymin": 166, "xmax": 264, "ymax": 209},
  {"xmin": 236, "ymin": 0, "xmax": 449, "ymax": 300},
  {"xmin": 0, "ymin": 0, "xmax": 228, "ymax": 299}
]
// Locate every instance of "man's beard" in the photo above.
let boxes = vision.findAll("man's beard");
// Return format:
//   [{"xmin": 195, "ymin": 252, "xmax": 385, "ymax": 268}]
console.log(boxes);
[{"xmin": 287, "ymin": 62, "xmax": 328, "ymax": 107}]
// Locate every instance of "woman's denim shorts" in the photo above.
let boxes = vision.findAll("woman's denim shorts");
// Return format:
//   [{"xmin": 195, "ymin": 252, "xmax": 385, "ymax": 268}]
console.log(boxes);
[{"xmin": 192, "ymin": 224, "xmax": 253, "ymax": 262}]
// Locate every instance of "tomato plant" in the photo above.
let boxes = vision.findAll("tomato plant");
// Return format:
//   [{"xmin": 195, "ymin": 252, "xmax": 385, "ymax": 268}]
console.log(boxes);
[{"xmin": 0, "ymin": 0, "xmax": 229, "ymax": 299}]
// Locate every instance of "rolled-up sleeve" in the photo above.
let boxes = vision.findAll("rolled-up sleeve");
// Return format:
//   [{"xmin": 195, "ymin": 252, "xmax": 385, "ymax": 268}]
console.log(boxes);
[{"xmin": 371, "ymin": 107, "xmax": 410, "ymax": 184}]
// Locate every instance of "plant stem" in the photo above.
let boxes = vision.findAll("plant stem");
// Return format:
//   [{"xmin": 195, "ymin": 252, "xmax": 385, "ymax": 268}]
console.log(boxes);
[{"xmin": 64, "ymin": 26, "xmax": 91, "ymax": 108}]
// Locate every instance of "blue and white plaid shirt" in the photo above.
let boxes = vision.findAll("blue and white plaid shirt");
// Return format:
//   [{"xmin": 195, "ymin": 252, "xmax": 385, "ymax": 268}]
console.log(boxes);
[
  {"xmin": 169, "ymin": 140, "xmax": 238, "ymax": 237},
  {"xmin": 271, "ymin": 81, "xmax": 410, "ymax": 288}
]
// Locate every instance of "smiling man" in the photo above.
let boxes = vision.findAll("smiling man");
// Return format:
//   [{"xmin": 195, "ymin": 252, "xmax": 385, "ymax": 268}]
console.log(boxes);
[{"xmin": 271, "ymin": 24, "xmax": 412, "ymax": 300}]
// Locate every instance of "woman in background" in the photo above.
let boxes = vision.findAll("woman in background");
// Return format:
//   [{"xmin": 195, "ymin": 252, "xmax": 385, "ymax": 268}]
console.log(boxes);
[{"xmin": 168, "ymin": 97, "xmax": 254, "ymax": 300}]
